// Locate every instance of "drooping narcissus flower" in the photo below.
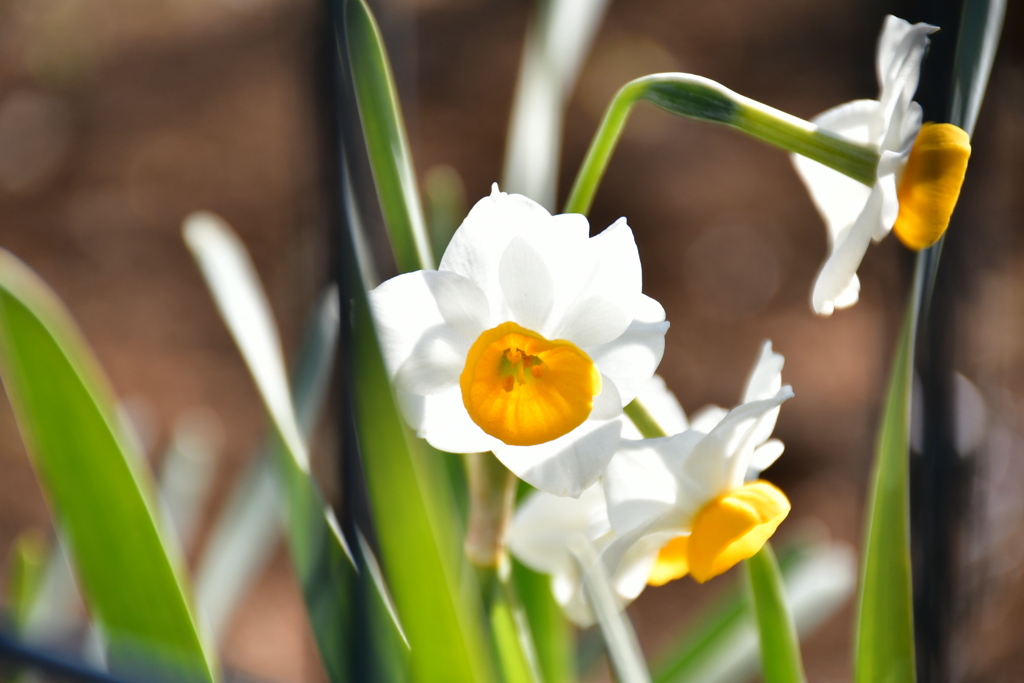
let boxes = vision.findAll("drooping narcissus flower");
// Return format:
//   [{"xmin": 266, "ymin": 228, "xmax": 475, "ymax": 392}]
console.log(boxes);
[
  {"xmin": 506, "ymin": 344, "xmax": 790, "ymax": 624},
  {"xmin": 369, "ymin": 184, "xmax": 668, "ymax": 497},
  {"xmin": 793, "ymin": 15, "xmax": 971, "ymax": 315}
]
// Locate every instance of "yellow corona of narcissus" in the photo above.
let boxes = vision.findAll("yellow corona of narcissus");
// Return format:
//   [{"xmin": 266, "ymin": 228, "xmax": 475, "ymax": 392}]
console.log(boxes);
[
  {"xmin": 792, "ymin": 16, "xmax": 971, "ymax": 316},
  {"xmin": 601, "ymin": 341, "xmax": 793, "ymax": 585},
  {"xmin": 369, "ymin": 184, "xmax": 668, "ymax": 497}
]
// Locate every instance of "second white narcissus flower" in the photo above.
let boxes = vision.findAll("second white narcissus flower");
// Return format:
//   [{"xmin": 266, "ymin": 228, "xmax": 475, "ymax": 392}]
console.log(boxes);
[
  {"xmin": 505, "ymin": 374, "xmax": 692, "ymax": 627},
  {"xmin": 602, "ymin": 341, "xmax": 792, "ymax": 585},
  {"xmin": 369, "ymin": 184, "xmax": 668, "ymax": 497},
  {"xmin": 792, "ymin": 15, "xmax": 971, "ymax": 315}
]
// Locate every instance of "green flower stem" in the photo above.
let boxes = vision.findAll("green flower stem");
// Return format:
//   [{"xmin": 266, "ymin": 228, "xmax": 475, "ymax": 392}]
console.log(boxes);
[
  {"xmin": 744, "ymin": 543, "xmax": 808, "ymax": 683},
  {"xmin": 464, "ymin": 452, "xmax": 518, "ymax": 568},
  {"xmin": 564, "ymin": 73, "xmax": 879, "ymax": 216},
  {"xmin": 623, "ymin": 399, "xmax": 668, "ymax": 438}
]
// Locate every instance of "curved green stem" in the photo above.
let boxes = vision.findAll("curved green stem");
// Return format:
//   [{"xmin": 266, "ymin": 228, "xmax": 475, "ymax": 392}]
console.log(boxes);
[{"xmin": 564, "ymin": 73, "xmax": 879, "ymax": 216}]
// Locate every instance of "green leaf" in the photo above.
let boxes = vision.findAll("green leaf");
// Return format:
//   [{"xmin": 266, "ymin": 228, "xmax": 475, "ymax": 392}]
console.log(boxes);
[
  {"xmin": 502, "ymin": 0, "xmax": 611, "ymax": 209},
  {"xmin": 0, "ymin": 250, "xmax": 217, "ymax": 682},
  {"xmin": 489, "ymin": 583, "xmax": 539, "ymax": 683},
  {"xmin": 194, "ymin": 286, "xmax": 340, "ymax": 643},
  {"xmin": 743, "ymin": 543, "xmax": 806, "ymax": 683},
  {"xmin": 855, "ymin": 297, "xmax": 917, "ymax": 683},
  {"xmin": 184, "ymin": 213, "xmax": 409, "ymax": 683},
  {"xmin": 5, "ymin": 530, "xmax": 47, "ymax": 630},
  {"xmin": 335, "ymin": 141, "xmax": 496, "ymax": 679},
  {"xmin": 341, "ymin": 0, "xmax": 434, "ymax": 273},
  {"xmin": 513, "ymin": 560, "xmax": 575, "ymax": 683},
  {"xmin": 571, "ymin": 539, "xmax": 650, "ymax": 683},
  {"xmin": 653, "ymin": 540, "xmax": 855, "ymax": 683},
  {"xmin": 950, "ymin": 0, "xmax": 1005, "ymax": 136}
]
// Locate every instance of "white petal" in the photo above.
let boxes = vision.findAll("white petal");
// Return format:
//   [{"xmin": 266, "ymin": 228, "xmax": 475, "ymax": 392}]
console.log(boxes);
[
  {"xmin": 684, "ymin": 390, "xmax": 793, "ymax": 493},
  {"xmin": 368, "ymin": 271, "xmax": 447, "ymax": 378},
  {"xmin": 586, "ymin": 319, "xmax": 669, "ymax": 405},
  {"xmin": 603, "ymin": 437, "xmax": 685, "ymax": 535},
  {"xmin": 493, "ymin": 419, "xmax": 622, "ymax": 497},
  {"xmin": 553, "ymin": 295, "xmax": 630, "ymax": 348},
  {"xmin": 426, "ymin": 270, "xmax": 491, "ymax": 339},
  {"xmin": 499, "ymin": 237, "xmax": 555, "ymax": 331},
  {"xmin": 439, "ymin": 188, "xmax": 553, "ymax": 307},
  {"xmin": 687, "ymin": 405, "xmax": 728, "ymax": 434},
  {"xmin": 742, "ymin": 340, "xmax": 784, "ymax": 403},
  {"xmin": 506, "ymin": 486, "xmax": 608, "ymax": 576},
  {"xmin": 747, "ymin": 439, "xmax": 785, "ymax": 479},
  {"xmin": 590, "ymin": 375, "xmax": 624, "ymax": 421},
  {"xmin": 620, "ymin": 375, "xmax": 688, "ymax": 439},
  {"xmin": 792, "ymin": 100, "xmax": 879, "ymax": 241},
  {"xmin": 875, "ymin": 17, "xmax": 937, "ymax": 130},
  {"xmin": 811, "ymin": 184, "xmax": 885, "ymax": 316},
  {"xmin": 394, "ymin": 325, "xmax": 468, "ymax": 395},
  {"xmin": 417, "ymin": 389, "xmax": 498, "ymax": 454}
]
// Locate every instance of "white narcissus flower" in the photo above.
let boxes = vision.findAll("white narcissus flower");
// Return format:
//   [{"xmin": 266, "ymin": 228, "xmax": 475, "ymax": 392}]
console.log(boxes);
[
  {"xmin": 505, "ymin": 484, "xmax": 657, "ymax": 627},
  {"xmin": 793, "ymin": 15, "xmax": 971, "ymax": 316},
  {"xmin": 369, "ymin": 184, "xmax": 668, "ymax": 497},
  {"xmin": 507, "ymin": 346, "xmax": 790, "ymax": 623},
  {"xmin": 602, "ymin": 341, "xmax": 792, "ymax": 586}
]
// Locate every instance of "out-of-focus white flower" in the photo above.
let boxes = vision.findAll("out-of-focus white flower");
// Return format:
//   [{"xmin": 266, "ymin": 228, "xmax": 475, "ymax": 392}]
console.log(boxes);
[
  {"xmin": 369, "ymin": 184, "xmax": 668, "ymax": 497},
  {"xmin": 602, "ymin": 341, "xmax": 792, "ymax": 585},
  {"xmin": 505, "ymin": 484, "xmax": 656, "ymax": 627},
  {"xmin": 793, "ymin": 15, "xmax": 970, "ymax": 315}
]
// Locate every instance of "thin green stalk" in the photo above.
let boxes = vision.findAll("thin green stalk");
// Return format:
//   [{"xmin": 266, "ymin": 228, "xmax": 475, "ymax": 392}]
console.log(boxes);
[
  {"xmin": 564, "ymin": 74, "xmax": 879, "ymax": 216},
  {"xmin": 623, "ymin": 399, "xmax": 668, "ymax": 438},
  {"xmin": 744, "ymin": 543, "xmax": 807, "ymax": 683}
]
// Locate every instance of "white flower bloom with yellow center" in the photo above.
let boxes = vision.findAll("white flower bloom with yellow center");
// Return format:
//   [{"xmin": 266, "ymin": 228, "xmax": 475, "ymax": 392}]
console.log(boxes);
[
  {"xmin": 369, "ymin": 184, "xmax": 668, "ymax": 497},
  {"xmin": 793, "ymin": 15, "xmax": 971, "ymax": 315},
  {"xmin": 602, "ymin": 341, "xmax": 792, "ymax": 585}
]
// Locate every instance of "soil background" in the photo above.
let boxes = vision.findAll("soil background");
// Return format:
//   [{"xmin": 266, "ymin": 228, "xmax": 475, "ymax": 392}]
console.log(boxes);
[{"xmin": 0, "ymin": 0, "xmax": 1022, "ymax": 681}]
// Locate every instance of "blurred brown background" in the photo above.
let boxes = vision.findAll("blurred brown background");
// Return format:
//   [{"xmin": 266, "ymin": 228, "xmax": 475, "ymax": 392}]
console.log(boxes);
[{"xmin": 0, "ymin": 0, "xmax": 1021, "ymax": 681}]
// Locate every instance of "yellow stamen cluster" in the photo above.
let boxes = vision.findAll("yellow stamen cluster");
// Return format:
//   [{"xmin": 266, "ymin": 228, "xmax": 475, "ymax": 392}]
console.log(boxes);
[
  {"xmin": 460, "ymin": 322, "xmax": 601, "ymax": 446},
  {"xmin": 648, "ymin": 480, "xmax": 791, "ymax": 586},
  {"xmin": 893, "ymin": 122, "xmax": 971, "ymax": 251}
]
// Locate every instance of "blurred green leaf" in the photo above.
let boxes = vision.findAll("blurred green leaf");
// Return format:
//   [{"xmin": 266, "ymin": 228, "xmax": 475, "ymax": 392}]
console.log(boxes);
[
  {"xmin": 195, "ymin": 286, "xmax": 339, "ymax": 643},
  {"xmin": 424, "ymin": 164, "xmax": 467, "ymax": 259},
  {"xmin": 490, "ymin": 584, "xmax": 539, "ymax": 683},
  {"xmin": 341, "ymin": 0, "xmax": 434, "ymax": 273},
  {"xmin": 335, "ymin": 140, "xmax": 496, "ymax": 679},
  {"xmin": 743, "ymin": 543, "xmax": 806, "ymax": 683},
  {"xmin": 0, "ymin": 250, "xmax": 217, "ymax": 682},
  {"xmin": 513, "ymin": 560, "xmax": 575, "ymax": 683},
  {"xmin": 654, "ymin": 540, "xmax": 855, "ymax": 683},
  {"xmin": 502, "ymin": 0, "xmax": 611, "ymax": 209},
  {"xmin": 855, "ymin": 299, "xmax": 916, "ymax": 683},
  {"xmin": 184, "ymin": 213, "xmax": 410, "ymax": 683},
  {"xmin": 5, "ymin": 530, "xmax": 47, "ymax": 630},
  {"xmin": 571, "ymin": 539, "xmax": 650, "ymax": 683},
  {"xmin": 950, "ymin": 0, "xmax": 1005, "ymax": 136}
]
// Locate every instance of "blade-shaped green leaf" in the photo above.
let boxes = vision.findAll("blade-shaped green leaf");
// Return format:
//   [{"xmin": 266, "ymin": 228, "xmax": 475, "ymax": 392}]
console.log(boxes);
[
  {"xmin": 336, "ymin": 143, "xmax": 496, "ymax": 680},
  {"xmin": 341, "ymin": 0, "xmax": 434, "ymax": 273},
  {"xmin": 743, "ymin": 543, "xmax": 806, "ymax": 683},
  {"xmin": 654, "ymin": 540, "xmax": 855, "ymax": 683},
  {"xmin": 502, "ymin": 0, "xmax": 611, "ymax": 209},
  {"xmin": 0, "ymin": 249, "xmax": 217, "ymax": 682},
  {"xmin": 855, "ymin": 294, "xmax": 917, "ymax": 683},
  {"xmin": 5, "ymin": 530, "xmax": 46, "ymax": 630},
  {"xmin": 195, "ymin": 286, "xmax": 339, "ymax": 643},
  {"xmin": 950, "ymin": 0, "xmax": 1005, "ymax": 136},
  {"xmin": 571, "ymin": 538, "xmax": 650, "ymax": 683},
  {"xmin": 513, "ymin": 560, "xmax": 575, "ymax": 683},
  {"xmin": 184, "ymin": 213, "xmax": 409, "ymax": 683}
]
